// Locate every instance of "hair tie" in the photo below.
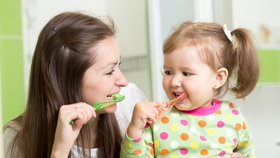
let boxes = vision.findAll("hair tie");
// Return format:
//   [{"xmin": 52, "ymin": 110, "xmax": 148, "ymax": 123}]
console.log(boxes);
[
  {"xmin": 51, "ymin": 27, "xmax": 57, "ymax": 33},
  {"xmin": 223, "ymin": 24, "xmax": 232, "ymax": 42}
]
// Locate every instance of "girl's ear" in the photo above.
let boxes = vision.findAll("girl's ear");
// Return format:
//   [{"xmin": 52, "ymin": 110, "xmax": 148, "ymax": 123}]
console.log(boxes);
[{"xmin": 213, "ymin": 67, "xmax": 228, "ymax": 89}]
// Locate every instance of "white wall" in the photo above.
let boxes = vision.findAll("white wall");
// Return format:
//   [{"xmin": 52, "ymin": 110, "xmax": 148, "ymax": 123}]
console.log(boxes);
[
  {"xmin": 239, "ymin": 85, "xmax": 280, "ymax": 157},
  {"xmin": 22, "ymin": 0, "xmax": 109, "ymax": 92},
  {"xmin": 107, "ymin": 0, "xmax": 152, "ymax": 99},
  {"xmin": 22, "ymin": 0, "xmax": 153, "ymax": 99},
  {"xmin": 232, "ymin": 0, "xmax": 280, "ymax": 47}
]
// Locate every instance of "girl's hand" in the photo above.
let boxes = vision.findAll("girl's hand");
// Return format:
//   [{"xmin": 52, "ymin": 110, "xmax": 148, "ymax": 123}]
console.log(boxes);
[
  {"xmin": 127, "ymin": 102, "xmax": 160, "ymax": 139},
  {"xmin": 230, "ymin": 152, "xmax": 243, "ymax": 158},
  {"xmin": 51, "ymin": 102, "xmax": 96, "ymax": 158}
]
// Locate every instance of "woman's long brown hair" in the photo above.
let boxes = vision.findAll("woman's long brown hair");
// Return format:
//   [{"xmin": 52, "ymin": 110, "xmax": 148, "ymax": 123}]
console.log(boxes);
[{"xmin": 12, "ymin": 12, "xmax": 122, "ymax": 158}]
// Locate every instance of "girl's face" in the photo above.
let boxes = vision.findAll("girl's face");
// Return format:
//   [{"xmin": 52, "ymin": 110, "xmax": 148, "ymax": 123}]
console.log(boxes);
[
  {"xmin": 82, "ymin": 37, "xmax": 128, "ymax": 113},
  {"xmin": 162, "ymin": 46, "xmax": 218, "ymax": 111}
]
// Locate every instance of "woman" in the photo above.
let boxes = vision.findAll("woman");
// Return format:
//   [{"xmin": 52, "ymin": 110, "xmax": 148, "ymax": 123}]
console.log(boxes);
[{"xmin": 3, "ymin": 11, "xmax": 128, "ymax": 158}]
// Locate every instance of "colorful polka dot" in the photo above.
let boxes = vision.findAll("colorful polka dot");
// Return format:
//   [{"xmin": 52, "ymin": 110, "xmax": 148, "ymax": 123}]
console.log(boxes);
[
  {"xmin": 154, "ymin": 140, "xmax": 159, "ymax": 147},
  {"xmin": 232, "ymin": 109, "xmax": 239, "ymax": 115},
  {"xmin": 160, "ymin": 132, "xmax": 168, "ymax": 140},
  {"xmin": 235, "ymin": 123, "xmax": 241, "ymax": 131},
  {"xmin": 207, "ymin": 128, "xmax": 216, "ymax": 135},
  {"xmin": 161, "ymin": 149, "xmax": 169, "ymax": 155},
  {"xmin": 180, "ymin": 133, "xmax": 189, "ymax": 141},
  {"xmin": 150, "ymin": 148, "xmax": 155, "ymax": 156},
  {"xmin": 217, "ymin": 121, "xmax": 225, "ymax": 128},
  {"xmin": 133, "ymin": 149, "xmax": 142, "ymax": 155},
  {"xmin": 133, "ymin": 137, "xmax": 141, "ymax": 142},
  {"xmin": 198, "ymin": 120, "xmax": 207, "ymax": 127},
  {"xmin": 219, "ymin": 150, "xmax": 226, "ymax": 157},
  {"xmin": 229, "ymin": 103, "xmax": 235, "ymax": 108},
  {"xmin": 200, "ymin": 149, "xmax": 209, "ymax": 156},
  {"xmin": 210, "ymin": 143, "xmax": 218, "ymax": 149},
  {"xmin": 233, "ymin": 138, "xmax": 237, "ymax": 145},
  {"xmin": 190, "ymin": 127, "xmax": 197, "ymax": 134},
  {"xmin": 161, "ymin": 116, "xmax": 169, "ymax": 124},
  {"xmin": 170, "ymin": 140, "xmax": 178, "ymax": 148},
  {"xmin": 171, "ymin": 124, "xmax": 179, "ymax": 132},
  {"xmin": 243, "ymin": 122, "xmax": 247, "ymax": 129},
  {"xmin": 225, "ymin": 114, "xmax": 233, "ymax": 121},
  {"xmin": 190, "ymin": 141, "xmax": 199, "ymax": 149},
  {"xmin": 206, "ymin": 115, "xmax": 215, "ymax": 120},
  {"xmin": 218, "ymin": 136, "xmax": 226, "ymax": 144},
  {"xmin": 170, "ymin": 154, "xmax": 178, "ymax": 158},
  {"xmin": 214, "ymin": 109, "xmax": 222, "ymax": 114},
  {"xmin": 180, "ymin": 148, "xmax": 188, "ymax": 155},
  {"xmin": 200, "ymin": 135, "xmax": 207, "ymax": 141},
  {"xmin": 180, "ymin": 119, "xmax": 188, "ymax": 126}
]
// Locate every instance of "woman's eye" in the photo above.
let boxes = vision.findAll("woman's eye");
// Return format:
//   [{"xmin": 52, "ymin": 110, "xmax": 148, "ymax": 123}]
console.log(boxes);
[
  {"xmin": 182, "ymin": 72, "xmax": 192, "ymax": 76},
  {"xmin": 105, "ymin": 70, "xmax": 115, "ymax": 75}
]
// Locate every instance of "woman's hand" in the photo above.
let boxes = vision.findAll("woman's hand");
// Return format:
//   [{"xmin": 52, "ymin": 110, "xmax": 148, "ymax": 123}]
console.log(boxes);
[
  {"xmin": 51, "ymin": 102, "xmax": 96, "ymax": 158},
  {"xmin": 127, "ymin": 102, "xmax": 160, "ymax": 139}
]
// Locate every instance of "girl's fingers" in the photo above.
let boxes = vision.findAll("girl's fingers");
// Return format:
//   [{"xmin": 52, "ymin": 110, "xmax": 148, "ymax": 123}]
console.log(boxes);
[{"xmin": 146, "ymin": 107, "xmax": 159, "ymax": 124}]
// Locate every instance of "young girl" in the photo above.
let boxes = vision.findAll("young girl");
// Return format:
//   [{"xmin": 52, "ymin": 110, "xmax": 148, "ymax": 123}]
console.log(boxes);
[{"xmin": 121, "ymin": 21, "xmax": 258, "ymax": 157}]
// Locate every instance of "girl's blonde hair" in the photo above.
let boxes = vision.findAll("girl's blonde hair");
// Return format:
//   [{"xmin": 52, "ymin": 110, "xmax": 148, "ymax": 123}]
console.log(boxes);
[{"xmin": 163, "ymin": 21, "xmax": 259, "ymax": 98}]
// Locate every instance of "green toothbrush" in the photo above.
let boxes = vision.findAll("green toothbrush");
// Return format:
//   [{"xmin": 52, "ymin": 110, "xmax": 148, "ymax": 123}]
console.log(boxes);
[{"xmin": 69, "ymin": 94, "xmax": 125, "ymax": 125}]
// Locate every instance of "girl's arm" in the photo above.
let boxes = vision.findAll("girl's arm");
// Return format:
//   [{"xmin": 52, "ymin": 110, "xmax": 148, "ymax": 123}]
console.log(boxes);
[
  {"xmin": 51, "ymin": 103, "xmax": 96, "ymax": 158},
  {"xmin": 126, "ymin": 102, "xmax": 159, "ymax": 139},
  {"xmin": 121, "ymin": 102, "xmax": 159, "ymax": 158}
]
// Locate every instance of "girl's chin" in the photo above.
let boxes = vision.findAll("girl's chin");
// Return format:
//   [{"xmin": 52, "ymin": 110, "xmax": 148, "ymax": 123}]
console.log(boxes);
[{"xmin": 174, "ymin": 103, "xmax": 192, "ymax": 111}]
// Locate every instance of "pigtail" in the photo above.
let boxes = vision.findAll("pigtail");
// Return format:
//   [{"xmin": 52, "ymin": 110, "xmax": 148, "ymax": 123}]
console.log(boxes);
[{"xmin": 230, "ymin": 28, "xmax": 259, "ymax": 98}]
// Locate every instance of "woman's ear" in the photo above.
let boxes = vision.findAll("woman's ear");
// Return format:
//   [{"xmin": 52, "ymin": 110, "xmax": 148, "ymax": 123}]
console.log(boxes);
[{"xmin": 213, "ymin": 67, "xmax": 228, "ymax": 89}]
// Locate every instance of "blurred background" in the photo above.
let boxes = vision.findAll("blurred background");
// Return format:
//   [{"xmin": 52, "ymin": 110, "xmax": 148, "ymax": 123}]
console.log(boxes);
[{"xmin": 0, "ymin": 0, "xmax": 279, "ymax": 157}]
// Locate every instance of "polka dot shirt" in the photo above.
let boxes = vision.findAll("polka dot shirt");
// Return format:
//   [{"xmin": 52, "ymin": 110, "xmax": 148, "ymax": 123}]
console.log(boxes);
[{"xmin": 120, "ymin": 100, "xmax": 255, "ymax": 158}]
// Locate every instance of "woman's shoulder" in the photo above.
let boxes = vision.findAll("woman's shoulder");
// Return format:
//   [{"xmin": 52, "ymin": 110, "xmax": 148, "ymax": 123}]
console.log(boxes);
[
  {"xmin": 3, "ymin": 120, "xmax": 21, "ymax": 132},
  {"xmin": 3, "ymin": 118, "xmax": 22, "ymax": 158}
]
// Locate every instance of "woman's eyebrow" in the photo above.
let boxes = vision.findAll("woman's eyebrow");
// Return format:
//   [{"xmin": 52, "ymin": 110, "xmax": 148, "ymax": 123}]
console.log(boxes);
[{"xmin": 100, "ymin": 61, "xmax": 119, "ymax": 70}]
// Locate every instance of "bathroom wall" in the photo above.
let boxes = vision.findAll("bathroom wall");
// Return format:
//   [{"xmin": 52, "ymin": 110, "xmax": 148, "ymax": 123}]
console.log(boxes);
[
  {"xmin": 0, "ymin": 68, "xmax": 3, "ymax": 158},
  {"xmin": 231, "ymin": 0, "xmax": 280, "ymax": 156},
  {"xmin": 107, "ymin": 0, "xmax": 152, "ymax": 100},
  {"xmin": 233, "ymin": 85, "xmax": 280, "ymax": 157},
  {"xmin": 21, "ymin": 0, "xmax": 152, "ymax": 101},
  {"xmin": 232, "ymin": 0, "xmax": 280, "ymax": 84},
  {"xmin": 0, "ymin": 0, "xmax": 25, "ymax": 125},
  {"xmin": 0, "ymin": 0, "xmax": 152, "ymax": 124}
]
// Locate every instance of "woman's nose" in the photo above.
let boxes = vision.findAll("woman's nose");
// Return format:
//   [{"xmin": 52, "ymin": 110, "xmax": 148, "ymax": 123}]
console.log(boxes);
[{"xmin": 116, "ymin": 70, "xmax": 128, "ymax": 87}]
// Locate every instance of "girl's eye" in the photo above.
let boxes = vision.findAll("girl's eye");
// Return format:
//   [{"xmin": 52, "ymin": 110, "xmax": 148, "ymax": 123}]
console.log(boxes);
[
  {"xmin": 162, "ymin": 70, "xmax": 172, "ymax": 76},
  {"xmin": 182, "ymin": 72, "xmax": 192, "ymax": 76}
]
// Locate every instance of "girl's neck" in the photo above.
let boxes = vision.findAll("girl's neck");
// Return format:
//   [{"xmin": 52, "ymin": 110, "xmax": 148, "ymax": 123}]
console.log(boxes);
[{"xmin": 183, "ymin": 99, "xmax": 222, "ymax": 116}]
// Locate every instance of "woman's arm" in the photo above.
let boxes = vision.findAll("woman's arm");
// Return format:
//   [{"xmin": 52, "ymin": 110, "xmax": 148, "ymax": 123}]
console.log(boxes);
[{"xmin": 51, "ymin": 102, "xmax": 96, "ymax": 158}]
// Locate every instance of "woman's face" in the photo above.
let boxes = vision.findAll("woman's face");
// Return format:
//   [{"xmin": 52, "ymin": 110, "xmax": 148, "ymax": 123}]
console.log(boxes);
[{"xmin": 82, "ymin": 37, "xmax": 128, "ymax": 113}]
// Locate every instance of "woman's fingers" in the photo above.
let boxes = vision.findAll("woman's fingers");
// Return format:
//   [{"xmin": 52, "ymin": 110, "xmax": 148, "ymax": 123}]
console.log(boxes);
[{"xmin": 59, "ymin": 102, "xmax": 96, "ymax": 126}]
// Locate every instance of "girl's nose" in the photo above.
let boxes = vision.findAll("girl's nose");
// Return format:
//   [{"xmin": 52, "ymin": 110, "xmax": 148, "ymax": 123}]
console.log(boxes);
[
  {"xmin": 116, "ymin": 70, "xmax": 128, "ymax": 87},
  {"xmin": 170, "ymin": 75, "xmax": 182, "ymax": 87}
]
